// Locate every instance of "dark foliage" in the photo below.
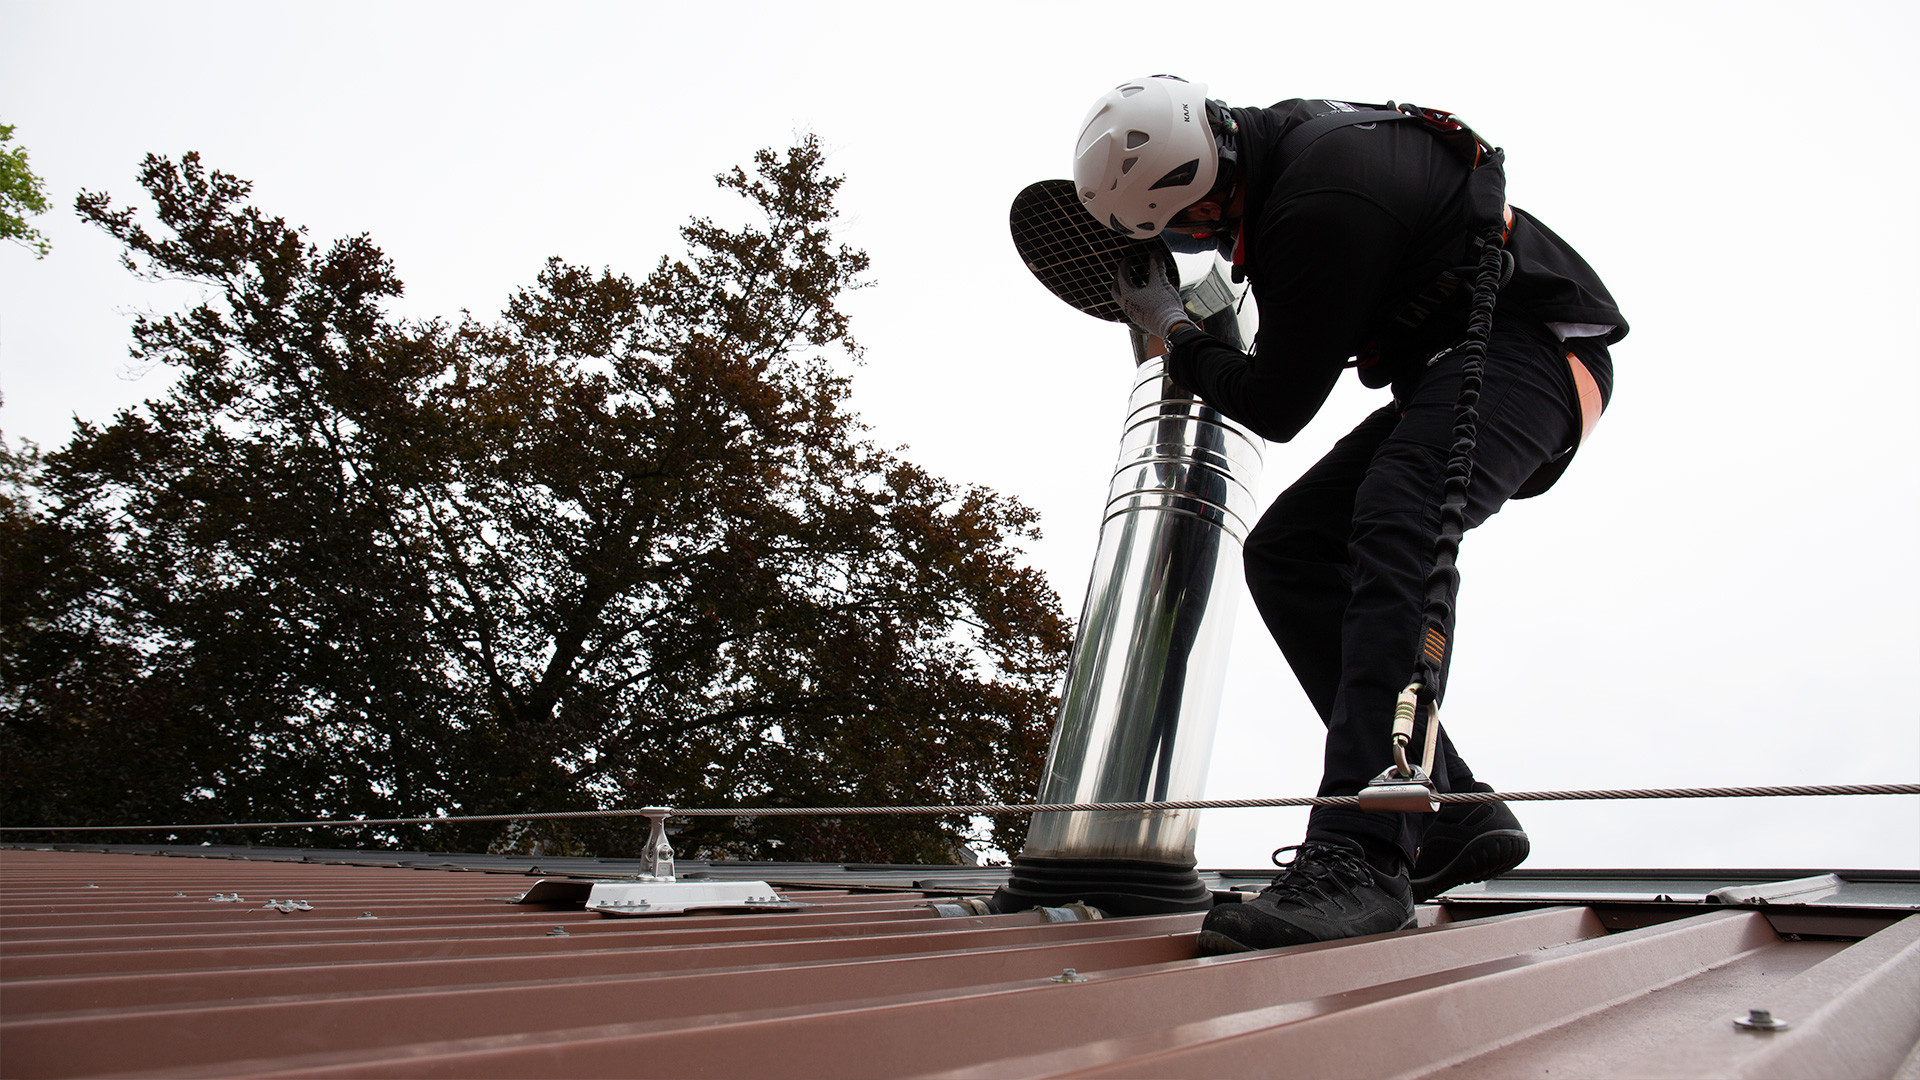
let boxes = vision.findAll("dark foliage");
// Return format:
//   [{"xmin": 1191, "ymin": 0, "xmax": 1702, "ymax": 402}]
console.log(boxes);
[{"xmin": 0, "ymin": 141, "xmax": 1070, "ymax": 862}]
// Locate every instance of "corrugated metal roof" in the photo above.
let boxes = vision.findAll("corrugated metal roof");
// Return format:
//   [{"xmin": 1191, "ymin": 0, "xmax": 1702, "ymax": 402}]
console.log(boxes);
[{"xmin": 3, "ymin": 845, "xmax": 1916, "ymax": 1078}]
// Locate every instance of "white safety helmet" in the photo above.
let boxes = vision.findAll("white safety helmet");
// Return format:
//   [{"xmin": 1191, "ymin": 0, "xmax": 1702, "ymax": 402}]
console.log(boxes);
[{"xmin": 1074, "ymin": 75, "xmax": 1221, "ymax": 238}]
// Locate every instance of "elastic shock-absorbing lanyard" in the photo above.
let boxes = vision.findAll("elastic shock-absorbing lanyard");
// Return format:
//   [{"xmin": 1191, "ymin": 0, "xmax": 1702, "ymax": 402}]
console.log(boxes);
[{"xmin": 1359, "ymin": 219, "xmax": 1511, "ymax": 813}]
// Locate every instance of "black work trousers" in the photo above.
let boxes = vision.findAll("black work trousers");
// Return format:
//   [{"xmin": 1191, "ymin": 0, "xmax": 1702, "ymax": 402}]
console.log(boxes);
[{"xmin": 1242, "ymin": 319, "xmax": 1607, "ymax": 868}]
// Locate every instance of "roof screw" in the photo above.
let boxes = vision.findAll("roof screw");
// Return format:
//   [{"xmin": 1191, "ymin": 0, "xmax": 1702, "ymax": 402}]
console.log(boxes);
[
  {"xmin": 1051, "ymin": 968, "xmax": 1087, "ymax": 984},
  {"xmin": 1735, "ymin": 1008, "xmax": 1790, "ymax": 1032},
  {"xmin": 546, "ymin": 925, "xmax": 570, "ymax": 936},
  {"xmin": 359, "ymin": 912, "xmax": 377, "ymax": 919}
]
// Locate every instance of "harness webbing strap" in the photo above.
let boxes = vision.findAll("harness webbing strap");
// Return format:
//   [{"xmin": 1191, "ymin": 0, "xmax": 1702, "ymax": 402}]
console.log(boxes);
[{"xmin": 1276, "ymin": 108, "xmax": 1412, "ymax": 165}]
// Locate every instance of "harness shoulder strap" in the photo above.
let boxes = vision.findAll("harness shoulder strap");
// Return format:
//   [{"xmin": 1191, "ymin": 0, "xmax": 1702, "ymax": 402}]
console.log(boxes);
[{"xmin": 1277, "ymin": 108, "xmax": 1411, "ymax": 165}]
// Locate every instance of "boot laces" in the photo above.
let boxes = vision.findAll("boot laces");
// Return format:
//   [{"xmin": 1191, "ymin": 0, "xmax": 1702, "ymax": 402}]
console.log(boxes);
[{"xmin": 1261, "ymin": 842, "xmax": 1374, "ymax": 904}]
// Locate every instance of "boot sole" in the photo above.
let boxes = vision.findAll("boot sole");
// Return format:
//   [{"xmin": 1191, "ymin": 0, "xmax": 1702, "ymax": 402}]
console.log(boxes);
[
  {"xmin": 1411, "ymin": 829, "xmax": 1529, "ymax": 902},
  {"xmin": 1195, "ymin": 913, "xmax": 1418, "ymax": 956},
  {"xmin": 1196, "ymin": 929, "xmax": 1256, "ymax": 956}
]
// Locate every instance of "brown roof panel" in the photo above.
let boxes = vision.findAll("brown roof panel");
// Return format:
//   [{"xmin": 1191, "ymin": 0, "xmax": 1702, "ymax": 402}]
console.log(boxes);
[{"xmin": 3, "ymin": 846, "xmax": 1916, "ymax": 1079}]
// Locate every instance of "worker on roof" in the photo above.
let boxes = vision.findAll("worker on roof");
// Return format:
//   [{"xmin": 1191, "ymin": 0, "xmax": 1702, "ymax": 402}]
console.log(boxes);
[{"xmin": 1074, "ymin": 75, "xmax": 1626, "ymax": 953}]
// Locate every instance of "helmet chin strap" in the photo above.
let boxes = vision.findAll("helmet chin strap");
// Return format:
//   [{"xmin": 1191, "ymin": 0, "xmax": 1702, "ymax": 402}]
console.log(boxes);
[
  {"xmin": 1163, "ymin": 174, "xmax": 1245, "ymax": 255},
  {"xmin": 1193, "ymin": 172, "xmax": 1245, "ymax": 234}
]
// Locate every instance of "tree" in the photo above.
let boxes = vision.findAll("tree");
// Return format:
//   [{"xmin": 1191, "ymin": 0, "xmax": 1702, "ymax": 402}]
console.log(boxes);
[
  {"xmin": 1, "ymin": 124, "xmax": 52, "ymax": 258},
  {"xmin": 0, "ymin": 140, "xmax": 1071, "ymax": 861}
]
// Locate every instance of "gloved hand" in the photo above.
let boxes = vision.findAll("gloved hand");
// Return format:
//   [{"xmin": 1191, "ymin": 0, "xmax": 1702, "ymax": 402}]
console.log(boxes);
[{"xmin": 1111, "ymin": 249, "xmax": 1188, "ymax": 339}]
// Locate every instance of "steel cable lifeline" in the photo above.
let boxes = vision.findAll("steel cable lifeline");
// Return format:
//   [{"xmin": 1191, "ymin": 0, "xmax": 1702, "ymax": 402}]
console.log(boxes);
[{"xmin": 3, "ymin": 783, "xmax": 1916, "ymax": 833}]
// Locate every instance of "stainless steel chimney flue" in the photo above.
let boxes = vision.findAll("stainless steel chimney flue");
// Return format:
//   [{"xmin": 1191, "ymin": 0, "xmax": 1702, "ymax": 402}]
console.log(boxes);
[{"xmin": 994, "ymin": 261, "xmax": 1262, "ymax": 916}]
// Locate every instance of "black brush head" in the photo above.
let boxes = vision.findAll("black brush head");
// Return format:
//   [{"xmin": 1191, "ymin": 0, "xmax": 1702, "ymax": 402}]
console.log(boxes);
[{"xmin": 1011, "ymin": 179, "xmax": 1178, "ymax": 323}]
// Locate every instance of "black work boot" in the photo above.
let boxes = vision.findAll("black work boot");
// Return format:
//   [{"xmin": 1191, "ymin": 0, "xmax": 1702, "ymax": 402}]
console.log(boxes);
[
  {"xmin": 1410, "ymin": 782, "xmax": 1529, "ymax": 901},
  {"xmin": 1197, "ymin": 839, "xmax": 1414, "ymax": 955}
]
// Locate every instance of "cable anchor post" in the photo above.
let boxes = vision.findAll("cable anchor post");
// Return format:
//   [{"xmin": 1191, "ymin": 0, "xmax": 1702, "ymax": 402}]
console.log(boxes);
[
  {"xmin": 1359, "ymin": 683, "xmax": 1442, "ymax": 813},
  {"xmin": 639, "ymin": 807, "xmax": 675, "ymax": 880}
]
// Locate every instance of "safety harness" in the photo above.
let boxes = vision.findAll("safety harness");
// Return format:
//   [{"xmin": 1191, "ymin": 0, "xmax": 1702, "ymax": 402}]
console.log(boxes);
[{"xmin": 1276, "ymin": 103, "xmax": 1514, "ymax": 380}]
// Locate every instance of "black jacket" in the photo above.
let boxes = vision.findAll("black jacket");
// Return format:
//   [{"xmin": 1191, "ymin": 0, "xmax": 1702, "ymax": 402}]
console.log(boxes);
[{"xmin": 1167, "ymin": 99, "xmax": 1626, "ymax": 443}]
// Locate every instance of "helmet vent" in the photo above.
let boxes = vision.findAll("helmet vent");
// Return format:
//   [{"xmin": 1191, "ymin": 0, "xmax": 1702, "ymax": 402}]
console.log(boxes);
[
  {"xmin": 1148, "ymin": 159, "xmax": 1201, "ymax": 191},
  {"xmin": 1119, "ymin": 156, "xmax": 1137, "ymax": 175},
  {"xmin": 1125, "ymin": 129, "xmax": 1150, "ymax": 150}
]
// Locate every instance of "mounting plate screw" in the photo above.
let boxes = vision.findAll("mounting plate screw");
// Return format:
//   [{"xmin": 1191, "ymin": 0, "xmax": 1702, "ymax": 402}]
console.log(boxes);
[
  {"xmin": 1051, "ymin": 968, "xmax": 1087, "ymax": 984},
  {"xmin": 546, "ymin": 926, "xmax": 570, "ymax": 936},
  {"xmin": 1735, "ymin": 1008, "xmax": 1789, "ymax": 1032}
]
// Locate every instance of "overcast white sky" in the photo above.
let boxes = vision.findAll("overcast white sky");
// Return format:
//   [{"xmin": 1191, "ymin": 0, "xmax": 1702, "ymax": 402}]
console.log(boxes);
[{"xmin": 3, "ymin": 0, "xmax": 1916, "ymax": 870}]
